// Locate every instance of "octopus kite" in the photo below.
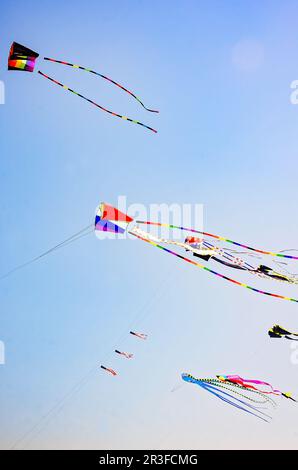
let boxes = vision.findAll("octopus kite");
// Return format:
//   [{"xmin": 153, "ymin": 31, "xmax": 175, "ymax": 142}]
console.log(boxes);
[{"xmin": 182, "ymin": 373, "xmax": 295, "ymax": 422}]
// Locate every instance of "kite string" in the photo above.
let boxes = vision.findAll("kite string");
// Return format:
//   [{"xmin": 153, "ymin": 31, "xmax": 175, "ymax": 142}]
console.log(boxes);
[
  {"xmin": 10, "ymin": 366, "xmax": 98, "ymax": 450},
  {"xmin": 0, "ymin": 224, "xmax": 93, "ymax": 281},
  {"xmin": 10, "ymin": 267, "xmax": 175, "ymax": 449},
  {"xmin": 43, "ymin": 57, "xmax": 159, "ymax": 113},
  {"xmin": 38, "ymin": 71, "xmax": 157, "ymax": 133}
]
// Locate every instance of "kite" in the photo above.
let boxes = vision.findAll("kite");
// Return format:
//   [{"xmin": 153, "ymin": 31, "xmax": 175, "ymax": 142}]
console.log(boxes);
[
  {"xmin": 95, "ymin": 202, "xmax": 133, "ymax": 234},
  {"xmin": 268, "ymin": 324, "xmax": 298, "ymax": 341},
  {"xmin": 182, "ymin": 373, "xmax": 295, "ymax": 421},
  {"xmin": 100, "ymin": 365, "xmax": 117, "ymax": 376},
  {"xmin": 3, "ymin": 201, "xmax": 298, "ymax": 307},
  {"xmin": 115, "ymin": 350, "xmax": 133, "ymax": 359},
  {"xmin": 182, "ymin": 373, "xmax": 274, "ymax": 422},
  {"xmin": 122, "ymin": 215, "xmax": 298, "ymax": 303},
  {"xmin": 8, "ymin": 42, "xmax": 158, "ymax": 133},
  {"xmin": 8, "ymin": 42, "xmax": 39, "ymax": 72},
  {"xmin": 130, "ymin": 331, "xmax": 148, "ymax": 340}
]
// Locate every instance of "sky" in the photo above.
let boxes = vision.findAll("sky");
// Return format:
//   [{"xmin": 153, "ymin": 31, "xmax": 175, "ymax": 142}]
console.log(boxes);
[{"xmin": 1, "ymin": 0, "xmax": 298, "ymax": 450}]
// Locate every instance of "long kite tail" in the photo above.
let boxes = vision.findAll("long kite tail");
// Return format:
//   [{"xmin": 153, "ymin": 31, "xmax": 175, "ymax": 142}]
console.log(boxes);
[
  {"xmin": 223, "ymin": 375, "xmax": 282, "ymax": 396},
  {"xmin": 133, "ymin": 226, "xmax": 255, "ymax": 273},
  {"xmin": 129, "ymin": 229, "xmax": 298, "ymax": 303},
  {"xmin": 38, "ymin": 71, "xmax": 157, "ymax": 133},
  {"xmin": 136, "ymin": 220, "xmax": 298, "ymax": 260},
  {"xmin": 200, "ymin": 378, "xmax": 277, "ymax": 407},
  {"xmin": 43, "ymin": 57, "xmax": 159, "ymax": 113},
  {"xmin": 194, "ymin": 381, "xmax": 271, "ymax": 422}
]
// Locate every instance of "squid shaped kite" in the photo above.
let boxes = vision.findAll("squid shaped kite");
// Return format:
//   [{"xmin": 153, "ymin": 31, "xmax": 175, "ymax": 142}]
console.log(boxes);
[
  {"xmin": 8, "ymin": 42, "xmax": 158, "ymax": 133},
  {"xmin": 182, "ymin": 373, "xmax": 295, "ymax": 422},
  {"xmin": 94, "ymin": 202, "xmax": 298, "ymax": 304}
]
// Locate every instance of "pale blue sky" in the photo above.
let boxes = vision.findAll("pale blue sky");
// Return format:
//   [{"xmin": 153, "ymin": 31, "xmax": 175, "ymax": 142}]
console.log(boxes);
[{"xmin": 1, "ymin": 0, "xmax": 298, "ymax": 449}]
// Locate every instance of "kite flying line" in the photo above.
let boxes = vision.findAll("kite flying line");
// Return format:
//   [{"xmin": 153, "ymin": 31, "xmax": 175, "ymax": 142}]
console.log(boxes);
[
  {"xmin": 10, "ymin": 266, "xmax": 175, "ymax": 449},
  {"xmin": 0, "ymin": 224, "xmax": 93, "ymax": 281}
]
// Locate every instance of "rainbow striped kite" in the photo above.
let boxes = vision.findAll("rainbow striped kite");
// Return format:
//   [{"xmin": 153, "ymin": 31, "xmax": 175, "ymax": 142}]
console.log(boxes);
[
  {"xmin": 8, "ymin": 42, "xmax": 39, "ymax": 72},
  {"xmin": 8, "ymin": 42, "xmax": 158, "ymax": 132}
]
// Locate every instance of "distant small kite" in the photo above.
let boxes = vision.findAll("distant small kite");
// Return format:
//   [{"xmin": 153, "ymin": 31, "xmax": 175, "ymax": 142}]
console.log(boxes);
[
  {"xmin": 100, "ymin": 365, "xmax": 117, "ymax": 376},
  {"xmin": 268, "ymin": 325, "xmax": 298, "ymax": 341},
  {"xmin": 130, "ymin": 331, "xmax": 148, "ymax": 340},
  {"xmin": 8, "ymin": 42, "xmax": 158, "ymax": 133},
  {"xmin": 115, "ymin": 350, "xmax": 133, "ymax": 359}
]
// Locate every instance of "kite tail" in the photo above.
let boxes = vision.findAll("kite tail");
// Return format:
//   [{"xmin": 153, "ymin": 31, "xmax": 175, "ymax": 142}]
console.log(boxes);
[
  {"xmin": 129, "ymin": 229, "xmax": 298, "ymax": 304},
  {"xmin": 224, "ymin": 376, "xmax": 285, "ymax": 396},
  {"xmin": 135, "ymin": 220, "xmax": 298, "ymax": 260},
  {"xmin": 43, "ymin": 57, "xmax": 159, "ymax": 113},
  {"xmin": 38, "ymin": 71, "xmax": 157, "ymax": 133},
  {"xmin": 285, "ymin": 335, "xmax": 298, "ymax": 341},
  {"xmin": 201, "ymin": 378, "xmax": 277, "ymax": 408},
  {"xmin": 195, "ymin": 381, "xmax": 271, "ymax": 422}
]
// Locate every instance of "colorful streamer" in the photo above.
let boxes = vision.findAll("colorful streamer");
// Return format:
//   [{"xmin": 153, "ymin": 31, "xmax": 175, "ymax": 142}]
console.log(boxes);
[
  {"xmin": 129, "ymin": 227, "xmax": 298, "ymax": 303},
  {"xmin": 182, "ymin": 374, "xmax": 273, "ymax": 422},
  {"xmin": 38, "ymin": 71, "xmax": 157, "ymax": 133},
  {"xmin": 43, "ymin": 57, "xmax": 159, "ymax": 113},
  {"xmin": 136, "ymin": 221, "xmax": 298, "ymax": 260}
]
